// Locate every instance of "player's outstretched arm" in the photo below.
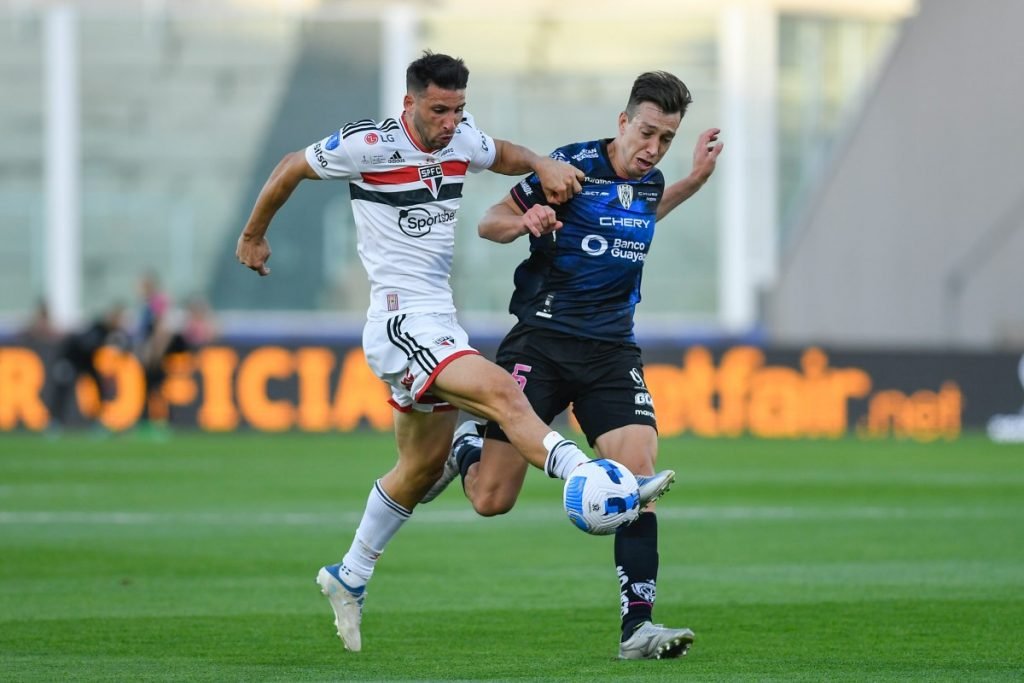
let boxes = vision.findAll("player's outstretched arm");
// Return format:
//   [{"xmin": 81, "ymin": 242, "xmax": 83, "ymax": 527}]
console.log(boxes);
[
  {"xmin": 236, "ymin": 150, "xmax": 320, "ymax": 277},
  {"xmin": 479, "ymin": 197, "xmax": 562, "ymax": 244},
  {"xmin": 656, "ymin": 127, "xmax": 724, "ymax": 221},
  {"xmin": 489, "ymin": 139, "xmax": 584, "ymax": 204}
]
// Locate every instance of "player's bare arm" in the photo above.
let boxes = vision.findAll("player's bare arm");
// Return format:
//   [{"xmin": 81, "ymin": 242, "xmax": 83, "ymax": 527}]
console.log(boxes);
[
  {"xmin": 236, "ymin": 150, "xmax": 320, "ymax": 276},
  {"xmin": 490, "ymin": 139, "xmax": 584, "ymax": 204},
  {"xmin": 479, "ymin": 197, "xmax": 562, "ymax": 244},
  {"xmin": 655, "ymin": 127, "xmax": 724, "ymax": 221}
]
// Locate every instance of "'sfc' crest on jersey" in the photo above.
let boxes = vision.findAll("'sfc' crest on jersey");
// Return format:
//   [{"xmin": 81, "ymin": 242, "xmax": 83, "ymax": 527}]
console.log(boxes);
[
  {"xmin": 419, "ymin": 163, "xmax": 443, "ymax": 198},
  {"xmin": 617, "ymin": 184, "xmax": 634, "ymax": 209}
]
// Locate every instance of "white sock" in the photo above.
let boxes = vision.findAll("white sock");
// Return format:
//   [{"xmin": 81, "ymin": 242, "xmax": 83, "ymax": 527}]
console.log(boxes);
[
  {"xmin": 542, "ymin": 431, "xmax": 590, "ymax": 479},
  {"xmin": 340, "ymin": 480, "xmax": 411, "ymax": 585}
]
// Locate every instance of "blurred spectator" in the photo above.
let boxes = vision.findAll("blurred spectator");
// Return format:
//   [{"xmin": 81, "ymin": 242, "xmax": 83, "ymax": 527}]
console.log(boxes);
[
  {"xmin": 136, "ymin": 272, "xmax": 176, "ymax": 431},
  {"xmin": 182, "ymin": 295, "xmax": 218, "ymax": 347},
  {"xmin": 17, "ymin": 299, "xmax": 60, "ymax": 345},
  {"xmin": 47, "ymin": 304, "xmax": 129, "ymax": 431},
  {"xmin": 137, "ymin": 271, "xmax": 170, "ymax": 343},
  {"xmin": 135, "ymin": 281, "xmax": 218, "ymax": 433}
]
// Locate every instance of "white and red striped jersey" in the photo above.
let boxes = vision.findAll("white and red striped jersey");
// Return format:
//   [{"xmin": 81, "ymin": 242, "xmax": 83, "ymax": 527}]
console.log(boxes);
[{"xmin": 305, "ymin": 112, "xmax": 496, "ymax": 321}]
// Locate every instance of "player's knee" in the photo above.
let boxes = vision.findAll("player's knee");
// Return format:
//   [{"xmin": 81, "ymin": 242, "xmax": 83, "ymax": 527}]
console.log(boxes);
[
  {"xmin": 488, "ymin": 380, "xmax": 533, "ymax": 423},
  {"xmin": 399, "ymin": 458, "xmax": 446, "ymax": 495},
  {"xmin": 473, "ymin": 497, "xmax": 516, "ymax": 518},
  {"xmin": 471, "ymin": 494, "xmax": 515, "ymax": 517}
]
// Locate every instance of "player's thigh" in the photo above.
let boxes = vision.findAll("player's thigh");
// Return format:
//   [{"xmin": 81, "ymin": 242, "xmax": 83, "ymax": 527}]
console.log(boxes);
[
  {"xmin": 593, "ymin": 423, "xmax": 659, "ymax": 475},
  {"xmin": 484, "ymin": 326, "xmax": 574, "ymax": 441},
  {"xmin": 572, "ymin": 348, "xmax": 657, "ymax": 445},
  {"xmin": 473, "ymin": 437, "xmax": 530, "ymax": 511},
  {"xmin": 429, "ymin": 353, "xmax": 531, "ymax": 421}
]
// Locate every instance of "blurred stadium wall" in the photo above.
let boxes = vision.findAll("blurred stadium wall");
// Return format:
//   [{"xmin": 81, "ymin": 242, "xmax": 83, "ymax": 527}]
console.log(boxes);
[
  {"xmin": 2, "ymin": 0, "xmax": 920, "ymax": 344},
  {"xmin": 765, "ymin": 0, "xmax": 1024, "ymax": 350},
  {"xmin": 4, "ymin": 0, "xmax": 1024, "ymax": 440}
]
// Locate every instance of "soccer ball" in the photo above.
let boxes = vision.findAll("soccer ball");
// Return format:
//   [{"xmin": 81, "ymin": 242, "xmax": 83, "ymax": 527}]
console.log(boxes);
[{"xmin": 563, "ymin": 459, "xmax": 641, "ymax": 535}]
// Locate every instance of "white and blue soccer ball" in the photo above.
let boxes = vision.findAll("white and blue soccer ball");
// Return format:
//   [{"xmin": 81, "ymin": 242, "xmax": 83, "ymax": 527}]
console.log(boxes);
[{"xmin": 563, "ymin": 458, "xmax": 641, "ymax": 535}]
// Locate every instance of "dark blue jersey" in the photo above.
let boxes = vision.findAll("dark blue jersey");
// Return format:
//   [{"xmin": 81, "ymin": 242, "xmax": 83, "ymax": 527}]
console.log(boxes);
[{"xmin": 507, "ymin": 139, "xmax": 664, "ymax": 343}]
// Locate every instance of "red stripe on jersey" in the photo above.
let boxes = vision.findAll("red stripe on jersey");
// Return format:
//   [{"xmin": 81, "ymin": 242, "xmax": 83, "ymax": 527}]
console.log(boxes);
[
  {"xmin": 441, "ymin": 160, "xmax": 469, "ymax": 176},
  {"xmin": 361, "ymin": 160, "xmax": 470, "ymax": 186},
  {"xmin": 361, "ymin": 166, "xmax": 421, "ymax": 185}
]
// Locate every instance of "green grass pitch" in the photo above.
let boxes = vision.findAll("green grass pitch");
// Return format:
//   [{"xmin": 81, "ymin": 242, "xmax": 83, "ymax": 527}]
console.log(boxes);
[{"xmin": 1, "ymin": 431, "xmax": 1022, "ymax": 681}]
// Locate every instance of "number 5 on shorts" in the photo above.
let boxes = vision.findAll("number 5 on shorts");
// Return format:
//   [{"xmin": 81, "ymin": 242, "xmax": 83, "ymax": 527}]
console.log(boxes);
[{"xmin": 511, "ymin": 363, "xmax": 532, "ymax": 390}]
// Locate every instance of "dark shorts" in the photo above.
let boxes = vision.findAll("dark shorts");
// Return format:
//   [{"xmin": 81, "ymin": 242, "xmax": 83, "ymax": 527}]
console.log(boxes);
[{"xmin": 486, "ymin": 322, "xmax": 657, "ymax": 447}]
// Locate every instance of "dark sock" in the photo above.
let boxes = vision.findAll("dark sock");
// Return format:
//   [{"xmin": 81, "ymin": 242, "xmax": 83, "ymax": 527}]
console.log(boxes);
[
  {"xmin": 615, "ymin": 511, "xmax": 659, "ymax": 641},
  {"xmin": 456, "ymin": 441, "xmax": 482, "ymax": 491}
]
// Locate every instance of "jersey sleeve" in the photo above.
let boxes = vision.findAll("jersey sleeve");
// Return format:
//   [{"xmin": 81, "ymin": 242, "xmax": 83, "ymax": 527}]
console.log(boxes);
[
  {"xmin": 508, "ymin": 148, "xmax": 571, "ymax": 212},
  {"xmin": 457, "ymin": 112, "xmax": 497, "ymax": 173},
  {"xmin": 304, "ymin": 129, "xmax": 360, "ymax": 180}
]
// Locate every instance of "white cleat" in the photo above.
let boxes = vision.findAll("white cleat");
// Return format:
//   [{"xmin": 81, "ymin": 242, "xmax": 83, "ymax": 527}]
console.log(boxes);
[
  {"xmin": 316, "ymin": 564, "xmax": 365, "ymax": 652},
  {"xmin": 618, "ymin": 621, "xmax": 695, "ymax": 660},
  {"xmin": 421, "ymin": 420, "xmax": 482, "ymax": 503},
  {"xmin": 636, "ymin": 470, "xmax": 676, "ymax": 507}
]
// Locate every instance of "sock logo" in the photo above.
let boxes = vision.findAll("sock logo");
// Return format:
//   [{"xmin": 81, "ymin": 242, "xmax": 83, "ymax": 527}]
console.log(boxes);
[{"xmin": 630, "ymin": 580, "xmax": 656, "ymax": 604}]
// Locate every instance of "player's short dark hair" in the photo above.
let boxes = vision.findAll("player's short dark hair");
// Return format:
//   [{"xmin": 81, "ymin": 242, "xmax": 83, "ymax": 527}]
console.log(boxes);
[
  {"xmin": 626, "ymin": 71, "xmax": 692, "ymax": 118},
  {"xmin": 406, "ymin": 51, "xmax": 469, "ymax": 93}
]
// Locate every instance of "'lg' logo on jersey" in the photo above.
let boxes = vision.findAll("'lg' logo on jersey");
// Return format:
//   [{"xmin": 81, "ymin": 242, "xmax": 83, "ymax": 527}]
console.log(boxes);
[
  {"xmin": 419, "ymin": 163, "xmax": 443, "ymax": 198},
  {"xmin": 364, "ymin": 132, "xmax": 395, "ymax": 145}
]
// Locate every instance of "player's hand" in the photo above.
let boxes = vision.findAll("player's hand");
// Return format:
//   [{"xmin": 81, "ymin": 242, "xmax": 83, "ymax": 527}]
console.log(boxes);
[
  {"xmin": 521, "ymin": 204, "xmax": 562, "ymax": 237},
  {"xmin": 534, "ymin": 157, "xmax": 584, "ymax": 205},
  {"xmin": 692, "ymin": 128, "xmax": 723, "ymax": 183},
  {"xmin": 236, "ymin": 233, "xmax": 272, "ymax": 276}
]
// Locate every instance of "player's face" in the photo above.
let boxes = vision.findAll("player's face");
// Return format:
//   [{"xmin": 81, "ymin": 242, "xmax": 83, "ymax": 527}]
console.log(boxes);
[
  {"xmin": 404, "ymin": 84, "xmax": 466, "ymax": 151},
  {"xmin": 610, "ymin": 102, "xmax": 681, "ymax": 179}
]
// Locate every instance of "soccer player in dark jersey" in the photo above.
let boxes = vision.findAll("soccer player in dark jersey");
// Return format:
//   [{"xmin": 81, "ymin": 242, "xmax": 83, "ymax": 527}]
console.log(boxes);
[{"xmin": 422, "ymin": 71, "xmax": 723, "ymax": 659}]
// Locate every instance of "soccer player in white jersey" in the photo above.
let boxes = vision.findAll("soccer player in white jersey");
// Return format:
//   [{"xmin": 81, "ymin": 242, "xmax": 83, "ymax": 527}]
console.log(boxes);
[{"xmin": 235, "ymin": 52, "xmax": 675, "ymax": 653}]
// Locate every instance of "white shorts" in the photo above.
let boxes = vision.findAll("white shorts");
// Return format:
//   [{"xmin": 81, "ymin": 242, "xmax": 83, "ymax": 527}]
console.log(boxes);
[{"xmin": 362, "ymin": 312, "xmax": 479, "ymax": 413}]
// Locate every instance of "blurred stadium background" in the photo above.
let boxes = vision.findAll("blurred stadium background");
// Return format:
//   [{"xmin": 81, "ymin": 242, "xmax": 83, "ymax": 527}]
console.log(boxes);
[{"xmin": 1, "ymin": 0, "xmax": 1023, "ymax": 437}]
